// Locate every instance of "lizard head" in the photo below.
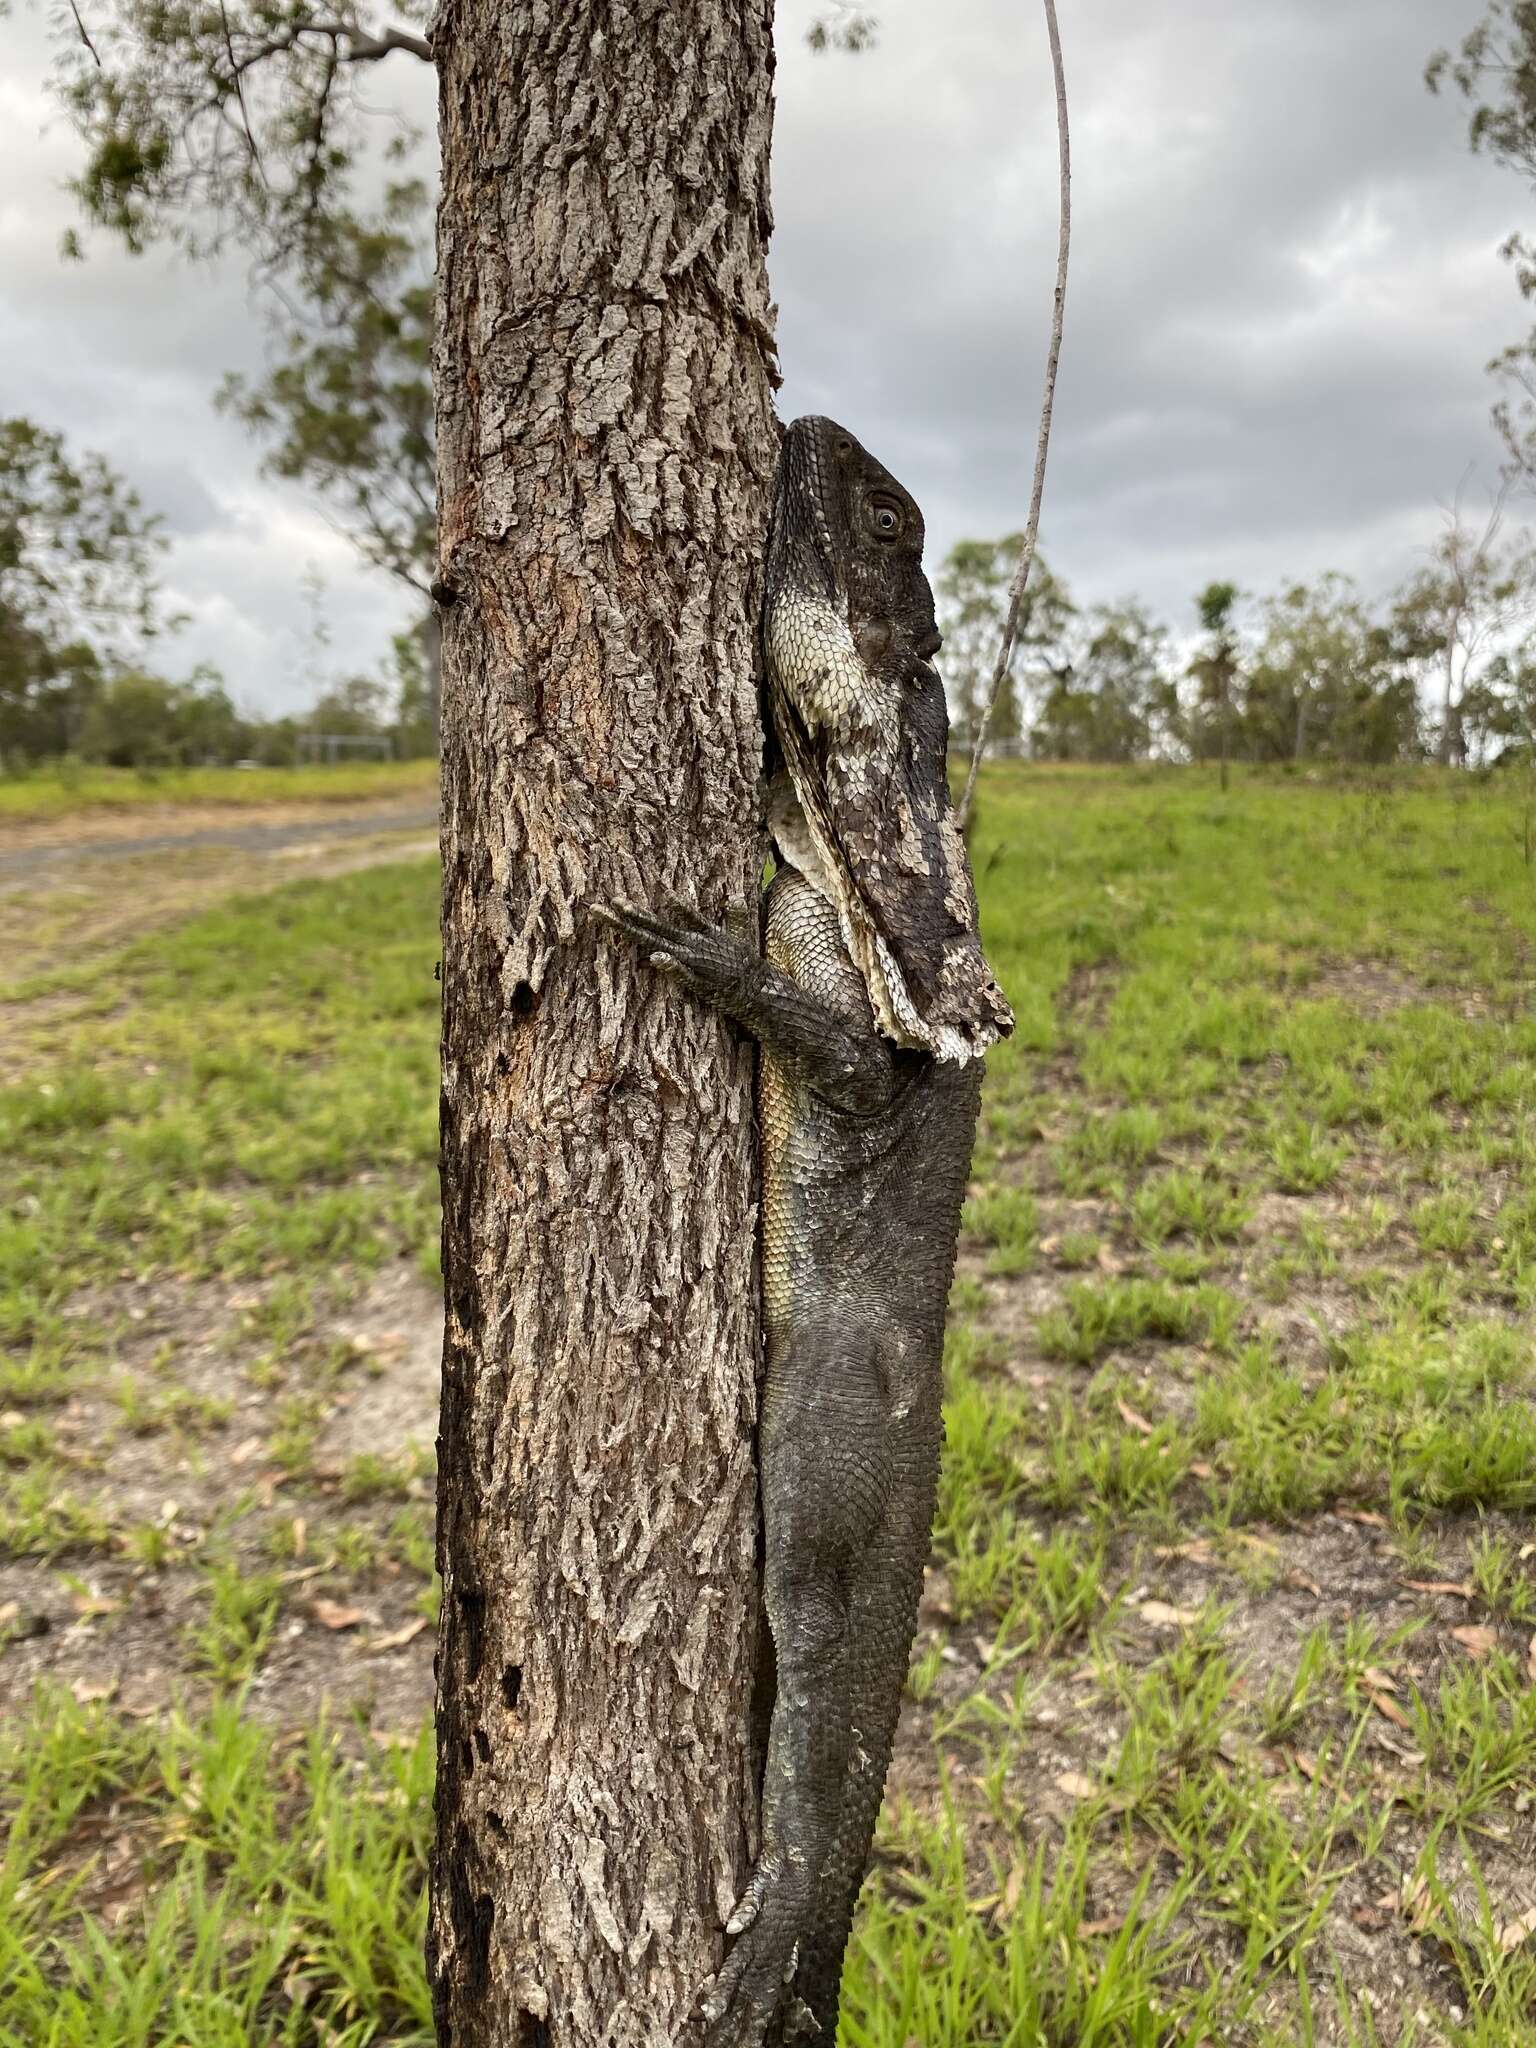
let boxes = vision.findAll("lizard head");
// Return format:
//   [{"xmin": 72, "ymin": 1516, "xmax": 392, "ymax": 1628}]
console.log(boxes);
[{"xmin": 762, "ymin": 414, "xmax": 1014, "ymax": 1063}]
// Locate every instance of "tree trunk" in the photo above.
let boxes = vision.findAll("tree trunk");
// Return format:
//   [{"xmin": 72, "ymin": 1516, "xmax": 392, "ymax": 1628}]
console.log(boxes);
[
  {"xmin": 1439, "ymin": 641, "xmax": 1459, "ymax": 767},
  {"xmin": 1218, "ymin": 670, "xmax": 1230, "ymax": 792},
  {"xmin": 428, "ymin": 7, "xmax": 780, "ymax": 2044},
  {"xmin": 420, "ymin": 606, "xmax": 442, "ymax": 754}
]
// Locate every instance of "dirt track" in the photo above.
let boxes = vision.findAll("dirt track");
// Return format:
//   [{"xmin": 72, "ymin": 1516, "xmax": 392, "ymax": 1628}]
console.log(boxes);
[
  {"xmin": 0, "ymin": 796, "xmax": 439, "ymax": 998},
  {"xmin": 0, "ymin": 800, "xmax": 438, "ymax": 877}
]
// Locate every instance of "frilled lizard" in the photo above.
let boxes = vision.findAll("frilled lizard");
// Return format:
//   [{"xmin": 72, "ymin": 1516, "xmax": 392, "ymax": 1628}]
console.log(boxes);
[{"xmin": 599, "ymin": 415, "xmax": 1013, "ymax": 2045}]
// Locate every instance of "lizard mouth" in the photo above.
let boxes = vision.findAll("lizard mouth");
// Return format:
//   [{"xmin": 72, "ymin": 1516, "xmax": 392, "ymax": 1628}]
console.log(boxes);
[{"xmin": 763, "ymin": 418, "xmax": 1014, "ymax": 1064}]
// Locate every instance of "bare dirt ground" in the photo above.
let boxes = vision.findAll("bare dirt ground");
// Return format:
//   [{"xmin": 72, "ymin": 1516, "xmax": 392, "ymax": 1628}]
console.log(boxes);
[{"xmin": 0, "ymin": 1264, "xmax": 444, "ymax": 1739}]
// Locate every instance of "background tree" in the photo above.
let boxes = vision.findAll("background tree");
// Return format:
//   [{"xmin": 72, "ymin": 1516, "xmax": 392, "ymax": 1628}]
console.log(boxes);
[
  {"xmin": 1187, "ymin": 580, "xmax": 1241, "ymax": 789},
  {"xmin": 1391, "ymin": 496, "xmax": 1536, "ymax": 765},
  {"xmin": 52, "ymin": 0, "xmax": 439, "ymax": 671},
  {"xmin": 218, "ymin": 187, "xmax": 435, "ymax": 602},
  {"xmin": 390, "ymin": 620, "xmax": 438, "ymax": 759},
  {"xmin": 1428, "ymin": 4, "xmax": 1536, "ymax": 487},
  {"xmin": 935, "ymin": 536, "xmax": 1073, "ymax": 750},
  {"xmin": 1031, "ymin": 599, "xmax": 1176, "ymax": 763},
  {"xmin": 1478, "ymin": 642, "xmax": 1536, "ymax": 763},
  {"xmin": 0, "ymin": 415, "xmax": 170, "ymax": 763},
  {"xmin": 308, "ymin": 671, "xmax": 391, "ymax": 739},
  {"xmin": 1242, "ymin": 574, "xmax": 1421, "ymax": 766},
  {"xmin": 57, "ymin": 0, "xmax": 432, "ymax": 271},
  {"xmin": 78, "ymin": 664, "xmax": 242, "ymax": 766}
]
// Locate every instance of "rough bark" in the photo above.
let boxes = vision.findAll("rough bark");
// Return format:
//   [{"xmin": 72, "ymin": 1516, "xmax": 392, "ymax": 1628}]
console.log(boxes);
[{"xmin": 428, "ymin": 6, "xmax": 780, "ymax": 2044}]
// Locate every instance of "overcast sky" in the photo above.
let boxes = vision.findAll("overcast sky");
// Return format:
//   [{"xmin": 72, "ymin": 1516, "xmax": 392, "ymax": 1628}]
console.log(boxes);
[{"xmin": 0, "ymin": 0, "xmax": 1527, "ymax": 712}]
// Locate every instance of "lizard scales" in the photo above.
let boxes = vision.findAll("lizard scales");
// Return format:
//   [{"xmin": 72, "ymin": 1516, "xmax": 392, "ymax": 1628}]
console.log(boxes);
[{"xmin": 602, "ymin": 415, "xmax": 1012, "ymax": 2045}]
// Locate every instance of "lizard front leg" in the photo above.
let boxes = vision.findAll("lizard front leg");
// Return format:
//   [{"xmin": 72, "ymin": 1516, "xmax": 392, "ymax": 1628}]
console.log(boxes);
[{"xmin": 593, "ymin": 899, "xmax": 897, "ymax": 1114}]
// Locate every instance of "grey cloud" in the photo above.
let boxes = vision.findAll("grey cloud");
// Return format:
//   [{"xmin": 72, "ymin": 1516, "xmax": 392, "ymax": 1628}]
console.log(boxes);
[{"xmin": 772, "ymin": 0, "xmax": 1527, "ymax": 634}]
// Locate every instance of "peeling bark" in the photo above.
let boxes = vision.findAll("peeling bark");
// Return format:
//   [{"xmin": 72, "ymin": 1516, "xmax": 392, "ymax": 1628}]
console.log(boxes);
[{"xmin": 429, "ymin": 5, "xmax": 779, "ymax": 2044}]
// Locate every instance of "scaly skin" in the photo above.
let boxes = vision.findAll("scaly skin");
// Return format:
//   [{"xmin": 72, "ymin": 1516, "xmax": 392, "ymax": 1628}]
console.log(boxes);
[{"xmin": 599, "ymin": 417, "xmax": 1012, "ymax": 2046}]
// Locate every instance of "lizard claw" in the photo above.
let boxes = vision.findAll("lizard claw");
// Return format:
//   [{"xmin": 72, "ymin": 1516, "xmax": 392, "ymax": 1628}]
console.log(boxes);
[
  {"xmin": 724, "ymin": 1863, "xmax": 770, "ymax": 1936},
  {"xmin": 591, "ymin": 898, "xmax": 754, "ymax": 1001},
  {"xmin": 698, "ymin": 1853, "xmax": 813, "ymax": 2047}
]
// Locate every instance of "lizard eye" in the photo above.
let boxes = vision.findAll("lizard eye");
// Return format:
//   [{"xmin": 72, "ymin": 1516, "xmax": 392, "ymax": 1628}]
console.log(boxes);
[{"xmin": 868, "ymin": 496, "xmax": 904, "ymax": 541}]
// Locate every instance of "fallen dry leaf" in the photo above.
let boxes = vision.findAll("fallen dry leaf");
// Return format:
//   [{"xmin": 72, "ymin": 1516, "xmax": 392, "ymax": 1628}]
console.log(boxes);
[
  {"xmin": 1055, "ymin": 1771, "xmax": 1098, "ymax": 1800},
  {"xmin": 1399, "ymin": 1877, "xmax": 1437, "ymax": 1934},
  {"xmin": 366, "ymin": 1616, "xmax": 430, "ymax": 1654},
  {"xmin": 71, "ymin": 1590, "xmax": 122, "ymax": 1619},
  {"xmin": 1368, "ymin": 1689, "xmax": 1411, "ymax": 1730},
  {"xmin": 1451, "ymin": 1624, "xmax": 1500, "ymax": 1661},
  {"xmin": 1527, "ymin": 1632, "xmax": 1536, "ymax": 1685},
  {"xmin": 227, "ymin": 1436, "xmax": 264, "ymax": 1467},
  {"xmin": 1362, "ymin": 1665, "xmax": 1399, "ymax": 1694},
  {"xmin": 1138, "ymin": 1599, "xmax": 1201, "ymax": 1629},
  {"xmin": 1078, "ymin": 1913, "xmax": 1124, "ymax": 1938},
  {"xmin": 1339, "ymin": 1508, "xmax": 1388, "ymax": 1528},
  {"xmin": 1284, "ymin": 1569, "xmax": 1323, "ymax": 1598},
  {"xmin": 1498, "ymin": 1904, "xmax": 1536, "ymax": 1954},
  {"xmin": 1402, "ymin": 1578, "xmax": 1474, "ymax": 1599},
  {"xmin": 1116, "ymin": 1399, "xmax": 1155, "ymax": 1436},
  {"xmin": 309, "ymin": 1599, "xmax": 367, "ymax": 1632},
  {"xmin": 70, "ymin": 1676, "xmax": 118, "ymax": 1704}
]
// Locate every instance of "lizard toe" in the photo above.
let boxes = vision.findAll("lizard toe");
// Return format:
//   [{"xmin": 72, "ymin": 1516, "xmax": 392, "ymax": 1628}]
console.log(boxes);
[{"xmin": 700, "ymin": 1858, "xmax": 812, "ymax": 2048}]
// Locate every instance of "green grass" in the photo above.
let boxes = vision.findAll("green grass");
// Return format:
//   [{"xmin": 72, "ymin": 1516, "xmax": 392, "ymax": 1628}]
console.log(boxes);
[
  {"xmin": 2, "ymin": 859, "xmax": 440, "ymax": 1388},
  {"xmin": 0, "ymin": 759, "xmax": 437, "ymax": 822},
  {"xmin": 9, "ymin": 761, "xmax": 1536, "ymax": 2044},
  {"xmin": 0, "ymin": 1690, "xmax": 433, "ymax": 2047}
]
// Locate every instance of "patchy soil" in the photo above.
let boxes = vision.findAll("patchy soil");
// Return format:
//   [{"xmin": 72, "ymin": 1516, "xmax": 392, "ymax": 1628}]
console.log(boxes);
[{"xmin": 0, "ymin": 1264, "xmax": 442, "ymax": 1736}]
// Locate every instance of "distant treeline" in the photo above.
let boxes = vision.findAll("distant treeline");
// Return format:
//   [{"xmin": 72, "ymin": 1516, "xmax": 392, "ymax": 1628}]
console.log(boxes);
[
  {"xmin": 8, "ymin": 409, "xmax": 1536, "ymax": 777},
  {"xmin": 938, "ymin": 526, "xmax": 1536, "ymax": 771}
]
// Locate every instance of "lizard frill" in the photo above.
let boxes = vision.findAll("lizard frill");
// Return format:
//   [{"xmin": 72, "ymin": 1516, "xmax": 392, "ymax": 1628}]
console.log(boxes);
[{"xmin": 764, "ymin": 417, "xmax": 1014, "ymax": 1063}]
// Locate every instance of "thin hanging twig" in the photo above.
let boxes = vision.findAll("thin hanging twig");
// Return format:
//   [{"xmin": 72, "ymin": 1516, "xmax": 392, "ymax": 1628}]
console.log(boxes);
[{"xmin": 957, "ymin": 0, "xmax": 1071, "ymax": 830}]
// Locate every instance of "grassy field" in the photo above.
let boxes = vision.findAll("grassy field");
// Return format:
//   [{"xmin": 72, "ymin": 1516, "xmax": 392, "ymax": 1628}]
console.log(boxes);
[
  {"xmin": 6, "ymin": 763, "xmax": 1536, "ymax": 2044},
  {"xmin": 0, "ymin": 759, "xmax": 437, "ymax": 824}
]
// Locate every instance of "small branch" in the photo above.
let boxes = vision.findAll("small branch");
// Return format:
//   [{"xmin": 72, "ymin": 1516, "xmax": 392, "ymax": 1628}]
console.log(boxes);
[
  {"xmin": 957, "ymin": 0, "xmax": 1071, "ymax": 831},
  {"xmin": 321, "ymin": 20, "xmax": 434, "ymax": 61},
  {"xmin": 220, "ymin": 0, "xmax": 267, "ymax": 184},
  {"xmin": 203, "ymin": 15, "xmax": 433, "ymax": 97},
  {"xmin": 68, "ymin": 0, "xmax": 102, "ymax": 66}
]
